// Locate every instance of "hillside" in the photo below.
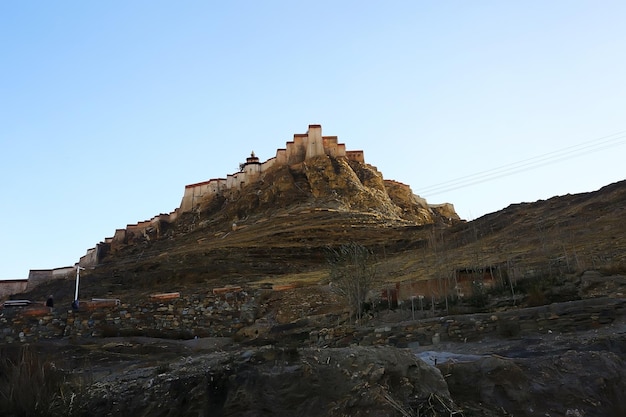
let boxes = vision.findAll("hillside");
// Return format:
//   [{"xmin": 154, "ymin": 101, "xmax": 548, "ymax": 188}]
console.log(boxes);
[
  {"xmin": 39, "ymin": 173, "xmax": 625, "ymax": 310},
  {"xmin": 3, "ymin": 144, "xmax": 626, "ymax": 416},
  {"xmin": 61, "ymin": 151, "xmax": 462, "ymax": 301}
]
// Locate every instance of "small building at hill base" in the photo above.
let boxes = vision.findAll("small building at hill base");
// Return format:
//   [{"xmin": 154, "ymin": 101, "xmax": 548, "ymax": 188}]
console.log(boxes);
[{"xmin": 0, "ymin": 280, "xmax": 29, "ymax": 299}]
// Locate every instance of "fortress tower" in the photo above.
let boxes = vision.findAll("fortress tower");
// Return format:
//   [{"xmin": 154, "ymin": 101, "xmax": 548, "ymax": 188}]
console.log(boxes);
[{"xmin": 305, "ymin": 124, "xmax": 325, "ymax": 159}]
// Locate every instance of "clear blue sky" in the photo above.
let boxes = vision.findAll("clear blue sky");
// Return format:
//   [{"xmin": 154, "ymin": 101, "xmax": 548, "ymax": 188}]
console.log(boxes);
[{"xmin": 1, "ymin": 1, "xmax": 625, "ymax": 279}]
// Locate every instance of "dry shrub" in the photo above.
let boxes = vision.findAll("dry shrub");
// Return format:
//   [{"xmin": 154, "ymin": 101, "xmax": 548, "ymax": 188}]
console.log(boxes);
[
  {"xmin": 598, "ymin": 260, "xmax": 626, "ymax": 275},
  {"xmin": 0, "ymin": 346, "xmax": 68, "ymax": 416},
  {"xmin": 526, "ymin": 284, "xmax": 547, "ymax": 307}
]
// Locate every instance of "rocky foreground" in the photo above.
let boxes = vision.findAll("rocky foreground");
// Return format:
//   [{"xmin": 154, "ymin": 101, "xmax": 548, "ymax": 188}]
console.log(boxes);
[
  {"xmin": 3, "ymin": 294, "xmax": 625, "ymax": 417},
  {"xmin": 3, "ymin": 152, "xmax": 625, "ymax": 416}
]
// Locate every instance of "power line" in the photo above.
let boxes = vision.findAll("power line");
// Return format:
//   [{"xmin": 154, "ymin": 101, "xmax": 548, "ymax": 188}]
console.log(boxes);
[
  {"xmin": 419, "ymin": 130, "xmax": 626, "ymax": 193},
  {"xmin": 418, "ymin": 130, "xmax": 626, "ymax": 197}
]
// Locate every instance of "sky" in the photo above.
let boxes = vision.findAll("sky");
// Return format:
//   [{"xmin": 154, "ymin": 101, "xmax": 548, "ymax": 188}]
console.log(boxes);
[{"xmin": 1, "ymin": 1, "xmax": 625, "ymax": 279}]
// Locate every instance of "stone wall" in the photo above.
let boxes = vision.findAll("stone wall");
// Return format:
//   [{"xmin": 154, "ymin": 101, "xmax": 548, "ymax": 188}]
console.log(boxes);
[
  {"xmin": 2, "ymin": 291, "xmax": 623, "ymax": 348},
  {"xmin": 180, "ymin": 180, "xmax": 222, "ymax": 212},
  {"xmin": 26, "ymin": 270, "xmax": 54, "ymax": 289},
  {"xmin": 0, "ymin": 289, "xmax": 254, "ymax": 343},
  {"xmin": 25, "ymin": 268, "xmax": 73, "ymax": 290},
  {"xmin": 342, "ymin": 297, "xmax": 626, "ymax": 348}
]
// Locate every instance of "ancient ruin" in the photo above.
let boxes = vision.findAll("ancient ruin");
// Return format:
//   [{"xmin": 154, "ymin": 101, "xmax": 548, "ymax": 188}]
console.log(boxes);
[{"xmin": 74, "ymin": 124, "xmax": 421, "ymax": 269}]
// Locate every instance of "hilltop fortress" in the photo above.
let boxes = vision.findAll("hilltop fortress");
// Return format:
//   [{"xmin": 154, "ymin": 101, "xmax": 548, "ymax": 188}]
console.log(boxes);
[
  {"xmin": 9, "ymin": 124, "xmax": 458, "ymax": 294},
  {"xmin": 76, "ymin": 125, "xmax": 368, "ymax": 268},
  {"xmin": 64, "ymin": 124, "xmax": 456, "ymax": 271},
  {"xmin": 179, "ymin": 124, "xmax": 364, "ymax": 213}
]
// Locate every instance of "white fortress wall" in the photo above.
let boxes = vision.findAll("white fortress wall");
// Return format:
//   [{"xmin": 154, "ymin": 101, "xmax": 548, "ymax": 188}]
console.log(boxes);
[
  {"xmin": 261, "ymin": 157, "xmax": 277, "ymax": 172},
  {"xmin": 235, "ymin": 171, "xmax": 247, "ymax": 188},
  {"xmin": 166, "ymin": 209, "xmax": 179, "ymax": 222},
  {"xmin": 113, "ymin": 228, "xmax": 126, "ymax": 241},
  {"xmin": 287, "ymin": 135, "xmax": 307, "ymax": 164},
  {"xmin": 127, "ymin": 220, "xmax": 151, "ymax": 231},
  {"xmin": 214, "ymin": 179, "xmax": 227, "ymax": 195},
  {"xmin": 322, "ymin": 136, "xmax": 340, "ymax": 157},
  {"xmin": 346, "ymin": 150, "xmax": 364, "ymax": 163},
  {"xmin": 180, "ymin": 180, "xmax": 212, "ymax": 212},
  {"xmin": 180, "ymin": 184, "xmax": 195, "ymax": 213},
  {"xmin": 79, "ymin": 247, "xmax": 97, "ymax": 267},
  {"xmin": 226, "ymin": 174, "xmax": 237, "ymax": 190},
  {"xmin": 52, "ymin": 266, "xmax": 74, "ymax": 277},
  {"xmin": 27, "ymin": 269, "xmax": 54, "ymax": 289},
  {"xmin": 275, "ymin": 150, "xmax": 287, "ymax": 165},
  {"xmin": 153, "ymin": 213, "xmax": 172, "ymax": 224}
]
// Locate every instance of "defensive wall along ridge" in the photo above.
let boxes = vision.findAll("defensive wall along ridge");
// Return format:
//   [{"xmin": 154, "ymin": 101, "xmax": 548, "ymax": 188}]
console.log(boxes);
[
  {"xmin": 1, "ymin": 267, "xmax": 76, "ymax": 300},
  {"xmin": 76, "ymin": 125, "xmax": 365, "ymax": 268},
  {"xmin": 0, "ymin": 124, "xmax": 360, "ymax": 297},
  {"xmin": 5, "ymin": 124, "xmax": 415, "ymax": 297}
]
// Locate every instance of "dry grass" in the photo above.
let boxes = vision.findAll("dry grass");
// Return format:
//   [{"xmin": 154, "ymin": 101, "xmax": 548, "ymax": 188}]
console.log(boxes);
[
  {"xmin": 21, "ymin": 181, "xmax": 626, "ymax": 313},
  {"xmin": 248, "ymin": 270, "xmax": 328, "ymax": 288},
  {"xmin": 0, "ymin": 346, "xmax": 71, "ymax": 416}
]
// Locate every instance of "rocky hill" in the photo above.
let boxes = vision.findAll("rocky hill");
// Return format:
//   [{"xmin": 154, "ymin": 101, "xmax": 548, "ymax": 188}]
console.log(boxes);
[
  {"xmin": 74, "ymin": 150, "xmax": 462, "ymax": 298},
  {"xmin": 205, "ymin": 154, "xmax": 456, "ymax": 222},
  {"xmin": 3, "ymin": 141, "xmax": 626, "ymax": 416}
]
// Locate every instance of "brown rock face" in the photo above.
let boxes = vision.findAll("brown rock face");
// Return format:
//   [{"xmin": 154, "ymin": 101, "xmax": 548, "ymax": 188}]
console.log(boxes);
[{"xmin": 198, "ymin": 154, "xmax": 458, "ymax": 226}]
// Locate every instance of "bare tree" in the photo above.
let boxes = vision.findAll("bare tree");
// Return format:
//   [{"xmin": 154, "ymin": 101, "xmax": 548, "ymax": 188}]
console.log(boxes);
[{"xmin": 327, "ymin": 242, "xmax": 376, "ymax": 323}]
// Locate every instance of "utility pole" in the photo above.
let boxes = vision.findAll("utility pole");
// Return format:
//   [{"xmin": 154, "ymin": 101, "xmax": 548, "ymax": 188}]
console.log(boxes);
[{"xmin": 74, "ymin": 266, "xmax": 85, "ymax": 308}]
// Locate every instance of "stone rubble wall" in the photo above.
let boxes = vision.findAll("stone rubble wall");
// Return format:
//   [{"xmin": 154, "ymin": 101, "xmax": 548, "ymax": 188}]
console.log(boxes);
[
  {"xmin": 0, "ymin": 290, "xmax": 254, "ymax": 343},
  {"xmin": 2, "ymin": 293, "xmax": 622, "ymax": 346},
  {"xmin": 311, "ymin": 297, "xmax": 626, "ymax": 347}
]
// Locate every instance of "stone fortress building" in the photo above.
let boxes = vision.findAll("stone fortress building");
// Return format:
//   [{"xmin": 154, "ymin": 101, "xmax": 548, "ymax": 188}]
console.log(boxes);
[
  {"xmin": 179, "ymin": 124, "xmax": 364, "ymax": 213},
  {"xmin": 76, "ymin": 125, "xmax": 365, "ymax": 268},
  {"xmin": 5, "ymin": 124, "xmax": 449, "ymax": 297}
]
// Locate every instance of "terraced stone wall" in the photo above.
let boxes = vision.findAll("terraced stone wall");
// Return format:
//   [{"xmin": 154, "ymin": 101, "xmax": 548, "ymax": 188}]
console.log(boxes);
[
  {"xmin": 3, "ymin": 293, "xmax": 620, "ymax": 347},
  {"xmin": 0, "ymin": 290, "xmax": 254, "ymax": 343}
]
